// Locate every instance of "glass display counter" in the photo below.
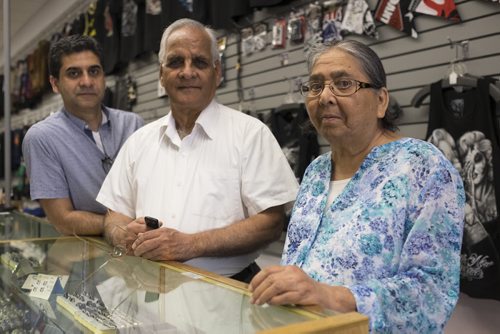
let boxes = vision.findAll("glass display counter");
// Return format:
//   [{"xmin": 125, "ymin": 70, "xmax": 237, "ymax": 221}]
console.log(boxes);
[
  {"xmin": 0, "ymin": 213, "xmax": 368, "ymax": 333},
  {"xmin": 0, "ymin": 210, "xmax": 59, "ymax": 239}
]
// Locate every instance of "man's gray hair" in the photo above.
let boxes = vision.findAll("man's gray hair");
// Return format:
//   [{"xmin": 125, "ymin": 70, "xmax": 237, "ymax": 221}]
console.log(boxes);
[{"xmin": 158, "ymin": 18, "xmax": 220, "ymax": 65}]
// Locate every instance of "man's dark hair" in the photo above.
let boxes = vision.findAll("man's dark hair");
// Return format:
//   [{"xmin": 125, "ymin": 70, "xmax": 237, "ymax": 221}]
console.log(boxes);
[{"xmin": 48, "ymin": 35, "xmax": 103, "ymax": 78}]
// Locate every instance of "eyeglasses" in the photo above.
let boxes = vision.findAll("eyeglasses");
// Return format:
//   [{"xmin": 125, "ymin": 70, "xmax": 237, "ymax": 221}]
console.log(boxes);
[
  {"xmin": 300, "ymin": 79, "xmax": 375, "ymax": 97},
  {"xmin": 101, "ymin": 155, "xmax": 114, "ymax": 174}
]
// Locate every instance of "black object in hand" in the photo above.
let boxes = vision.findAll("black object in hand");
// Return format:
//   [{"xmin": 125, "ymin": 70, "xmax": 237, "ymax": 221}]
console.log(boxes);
[{"xmin": 145, "ymin": 216, "xmax": 160, "ymax": 229}]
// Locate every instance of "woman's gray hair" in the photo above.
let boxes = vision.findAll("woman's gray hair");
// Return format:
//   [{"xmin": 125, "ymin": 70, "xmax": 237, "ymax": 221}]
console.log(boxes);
[
  {"xmin": 307, "ymin": 40, "xmax": 386, "ymax": 89},
  {"xmin": 307, "ymin": 40, "xmax": 400, "ymax": 130},
  {"xmin": 158, "ymin": 18, "xmax": 220, "ymax": 65}
]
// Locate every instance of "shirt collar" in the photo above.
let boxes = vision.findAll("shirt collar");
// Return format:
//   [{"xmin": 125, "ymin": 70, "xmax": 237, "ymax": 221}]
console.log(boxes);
[
  {"xmin": 195, "ymin": 99, "xmax": 219, "ymax": 139},
  {"xmin": 63, "ymin": 105, "xmax": 110, "ymax": 131},
  {"xmin": 161, "ymin": 99, "xmax": 219, "ymax": 144}
]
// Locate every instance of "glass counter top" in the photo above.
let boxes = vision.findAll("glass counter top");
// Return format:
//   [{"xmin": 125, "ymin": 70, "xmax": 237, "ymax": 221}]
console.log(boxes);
[
  {"xmin": 0, "ymin": 224, "xmax": 368, "ymax": 333},
  {"xmin": 0, "ymin": 210, "xmax": 58, "ymax": 240}
]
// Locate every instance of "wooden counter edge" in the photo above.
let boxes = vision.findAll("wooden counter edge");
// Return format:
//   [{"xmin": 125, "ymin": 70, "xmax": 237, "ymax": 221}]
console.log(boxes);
[
  {"xmin": 74, "ymin": 238, "xmax": 369, "ymax": 333},
  {"xmin": 156, "ymin": 260, "xmax": 368, "ymax": 334},
  {"xmin": 257, "ymin": 312, "xmax": 369, "ymax": 334}
]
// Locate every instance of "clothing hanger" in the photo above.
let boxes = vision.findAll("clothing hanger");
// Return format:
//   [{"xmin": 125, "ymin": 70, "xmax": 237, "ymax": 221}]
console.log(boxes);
[
  {"xmin": 274, "ymin": 102, "xmax": 304, "ymax": 113},
  {"xmin": 412, "ymin": 77, "xmax": 500, "ymax": 107},
  {"xmin": 413, "ymin": 38, "xmax": 500, "ymax": 106},
  {"xmin": 412, "ymin": 59, "xmax": 500, "ymax": 106}
]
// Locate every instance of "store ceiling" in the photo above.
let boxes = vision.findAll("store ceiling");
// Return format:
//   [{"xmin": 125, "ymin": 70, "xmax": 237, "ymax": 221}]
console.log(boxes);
[
  {"xmin": 0, "ymin": 0, "xmax": 50, "ymax": 52},
  {"xmin": 0, "ymin": 0, "xmax": 90, "ymax": 69}
]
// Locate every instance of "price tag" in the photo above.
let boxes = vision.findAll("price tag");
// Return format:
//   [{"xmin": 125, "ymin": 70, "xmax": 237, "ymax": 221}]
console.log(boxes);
[
  {"xmin": 449, "ymin": 72, "xmax": 458, "ymax": 85},
  {"xmin": 22, "ymin": 274, "xmax": 37, "ymax": 290},
  {"xmin": 26, "ymin": 274, "xmax": 65, "ymax": 300}
]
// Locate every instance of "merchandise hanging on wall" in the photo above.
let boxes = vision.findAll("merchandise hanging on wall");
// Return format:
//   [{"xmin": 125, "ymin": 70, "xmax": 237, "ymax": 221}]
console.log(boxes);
[
  {"xmin": 114, "ymin": 75, "xmax": 138, "ymax": 111},
  {"xmin": 321, "ymin": 1, "xmax": 344, "ymax": 42},
  {"xmin": 374, "ymin": 0, "xmax": 418, "ymax": 38},
  {"xmin": 417, "ymin": 42, "xmax": 500, "ymax": 300},
  {"xmin": 374, "ymin": 0, "xmax": 461, "ymax": 38},
  {"xmin": 288, "ymin": 10, "xmax": 306, "ymax": 44},
  {"xmin": 95, "ymin": 0, "xmax": 122, "ymax": 74},
  {"xmin": 270, "ymin": 103, "xmax": 319, "ymax": 184},
  {"xmin": 413, "ymin": 43, "xmax": 500, "ymax": 299},
  {"xmin": 425, "ymin": 77, "xmax": 500, "ymax": 301},
  {"xmin": 341, "ymin": 0, "xmax": 378, "ymax": 39},
  {"xmin": 272, "ymin": 18, "xmax": 287, "ymax": 48},
  {"xmin": 253, "ymin": 22, "xmax": 268, "ymax": 51},
  {"xmin": 217, "ymin": 36, "xmax": 228, "ymax": 87},
  {"xmin": 120, "ymin": 0, "xmax": 146, "ymax": 64},
  {"xmin": 414, "ymin": 0, "xmax": 461, "ymax": 22},
  {"xmin": 240, "ymin": 26, "xmax": 255, "ymax": 56}
]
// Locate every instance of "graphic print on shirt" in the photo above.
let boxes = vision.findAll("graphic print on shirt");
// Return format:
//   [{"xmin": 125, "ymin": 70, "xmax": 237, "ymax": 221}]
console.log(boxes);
[
  {"xmin": 425, "ymin": 78, "xmax": 500, "ymax": 300},
  {"xmin": 428, "ymin": 128, "xmax": 496, "ymax": 280},
  {"xmin": 146, "ymin": 0, "xmax": 162, "ymax": 15},
  {"xmin": 122, "ymin": 0, "xmax": 138, "ymax": 37},
  {"xmin": 104, "ymin": 2, "xmax": 114, "ymax": 37}
]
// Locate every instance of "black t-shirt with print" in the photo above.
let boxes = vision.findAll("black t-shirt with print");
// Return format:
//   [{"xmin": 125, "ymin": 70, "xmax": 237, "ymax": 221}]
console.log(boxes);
[
  {"xmin": 95, "ymin": 0, "xmax": 121, "ymax": 74},
  {"xmin": 120, "ymin": 0, "xmax": 145, "ymax": 64},
  {"xmin": 427, "ymin": 78, "xmax": 500, "ymax": 300}
]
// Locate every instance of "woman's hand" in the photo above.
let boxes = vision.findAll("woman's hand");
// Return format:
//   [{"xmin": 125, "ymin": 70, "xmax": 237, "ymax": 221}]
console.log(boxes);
[
  {"xmin": 248, "ymin": 265, "xmax": 357, "ymax": 313},
  {"xmin": 249, "ymin": 265, "xmax": 323, "ymax": 306}
]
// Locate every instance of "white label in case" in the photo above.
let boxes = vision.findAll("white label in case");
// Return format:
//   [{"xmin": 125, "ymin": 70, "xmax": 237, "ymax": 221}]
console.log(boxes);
[{"xmin": 28, "ymin": 274, "xmax": 65, "ymax": 300}]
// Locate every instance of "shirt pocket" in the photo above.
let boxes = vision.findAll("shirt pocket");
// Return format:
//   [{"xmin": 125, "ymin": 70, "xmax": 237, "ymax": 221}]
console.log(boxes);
[{"xmin": 191, "ymin": 168, "xmax": 242, "ymax": 221}]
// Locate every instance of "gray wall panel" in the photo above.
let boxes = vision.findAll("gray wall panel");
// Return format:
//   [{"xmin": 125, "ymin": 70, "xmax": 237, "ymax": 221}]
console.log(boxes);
[{"xmin": 5, "ymin": 0, "xmax": 500, "ymax": 149}]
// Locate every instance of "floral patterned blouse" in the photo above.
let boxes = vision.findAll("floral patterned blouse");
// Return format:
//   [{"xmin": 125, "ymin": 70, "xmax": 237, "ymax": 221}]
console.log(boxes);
[{"xmin": 282, "ymin": 138, "xmax": 465, "ymax": 333}]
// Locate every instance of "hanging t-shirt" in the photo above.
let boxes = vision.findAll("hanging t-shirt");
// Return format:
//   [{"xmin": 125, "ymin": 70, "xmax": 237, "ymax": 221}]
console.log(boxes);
[
  {"xmin": 270, "ymin": 103, "xmax": 319, "ymax": 182},
  {"xmin": 0, "ymin": 75, "xmax": 4, "ymax": 118},
  {"xmin": 11, "ymin": 128, "xmax": 24, "ymax": 172},
  {"xmin": 163, "ymin": 0, "xmax": 208, "ymax": 27},
  {"xmin": 207, "ymin": 0, "xmax": 252, "ymax": 30},
  {"xmin": 62, "ymin": 17, "xmax": 84, "ymax": 37},
  {"xmin": 143, "ymin": 0, "xmax": 167, "ymax": 53},
  {"xmin": 95, "ymin": 0, "xmax": 121, "ymax": 74},
  {"xmin": 120, "ymin": 0, "xmax": 145, "ymax": 64},
  {"xmin": 35, "ymin": 40, "xmax": 50, "ymax": 96},
  {"xmin": 426, "ymin": 78, "xmax": 500, "ymax": 300},
  {"xmin": 83, "ymin": 2, "xmax": 98, "ymax": 38},
  {"xmin": 0, "ymin": 131, "xmax": 4, "ymax": 179}
]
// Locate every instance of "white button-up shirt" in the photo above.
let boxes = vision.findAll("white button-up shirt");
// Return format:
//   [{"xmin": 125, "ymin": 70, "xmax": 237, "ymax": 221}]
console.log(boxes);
[{"xmin": 97, "ymin": 100, "xmax": 299, "ymax": 275}]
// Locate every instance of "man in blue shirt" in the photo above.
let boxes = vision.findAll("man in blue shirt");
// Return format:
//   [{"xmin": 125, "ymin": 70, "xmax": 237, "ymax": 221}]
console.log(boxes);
[{"xmin": 22, "ymin": 35, "xmax": 143, "ymax": 236}]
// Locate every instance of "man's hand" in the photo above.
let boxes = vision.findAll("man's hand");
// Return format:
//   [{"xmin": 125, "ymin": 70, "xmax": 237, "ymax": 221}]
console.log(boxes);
[
  {"xmin": 103, "ymin": 210, "xmax": 135, "ymax": 251},
  {"xmin": 131, "ymin": 227, "xmax": 199, "ymax": 261},
  {"xmin": 120, "ymin": 217, "xmax": 162, "ymax": 252}
]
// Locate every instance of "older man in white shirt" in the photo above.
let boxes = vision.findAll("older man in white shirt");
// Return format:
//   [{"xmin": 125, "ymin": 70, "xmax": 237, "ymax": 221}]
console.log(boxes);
[{"xmin": 97, "ymin": 18, "xmax": 298, "ymax": 282}]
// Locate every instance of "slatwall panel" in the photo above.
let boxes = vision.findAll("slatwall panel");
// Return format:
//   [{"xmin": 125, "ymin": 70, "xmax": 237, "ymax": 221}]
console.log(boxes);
[
  {"xmin": 128, "ymin": 0, "xmax": 500, "ymax": 155},
  {"xmin": 5, "ymin": 0, "xmax": 500, "ymax": 149}
]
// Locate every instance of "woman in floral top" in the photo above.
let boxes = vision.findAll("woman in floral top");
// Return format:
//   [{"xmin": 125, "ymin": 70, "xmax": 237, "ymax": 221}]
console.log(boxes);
[{"xmin": 249, "ymin": 40, "xmax": 465, "ymax": 333}]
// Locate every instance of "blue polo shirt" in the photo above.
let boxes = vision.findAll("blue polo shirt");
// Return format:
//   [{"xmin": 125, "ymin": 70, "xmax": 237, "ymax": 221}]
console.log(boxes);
[{"xmin": 23, "ymin": 106, "xmax": 144, "ymax": 214}]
